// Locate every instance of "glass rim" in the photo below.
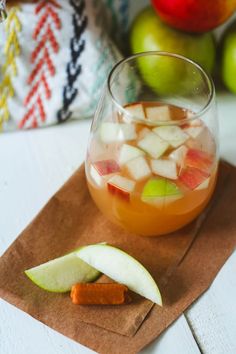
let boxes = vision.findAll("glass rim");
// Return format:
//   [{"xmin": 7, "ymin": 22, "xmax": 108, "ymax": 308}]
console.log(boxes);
[{"xmin": 107, "ymin": 51, "xmax": 215, "ymax": 125}]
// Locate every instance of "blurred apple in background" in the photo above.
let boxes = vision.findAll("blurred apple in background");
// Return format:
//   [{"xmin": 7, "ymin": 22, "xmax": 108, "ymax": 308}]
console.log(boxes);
[
  {"xmin": 130, "ymin": 7, "xmax": 216, "ymax": 94},
  {"xmin": 221, "ymin": 21, "xmax": 236, "ymax": 94},
  {"xmin": 151, "ymin": 0, "xmax": 236, "ymax": 33}
]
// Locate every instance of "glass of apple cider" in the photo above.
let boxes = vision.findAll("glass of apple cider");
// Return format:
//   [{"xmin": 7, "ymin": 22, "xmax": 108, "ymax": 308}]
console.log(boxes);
[{"xmin": 85, "ymin": 52, "xmax": 218, "ymax": 236}]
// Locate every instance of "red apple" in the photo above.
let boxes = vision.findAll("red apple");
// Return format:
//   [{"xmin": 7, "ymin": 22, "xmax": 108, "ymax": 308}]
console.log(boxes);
[{"xmin": 151, "ymin": 0, "xmax": 236, "ymax": 33}]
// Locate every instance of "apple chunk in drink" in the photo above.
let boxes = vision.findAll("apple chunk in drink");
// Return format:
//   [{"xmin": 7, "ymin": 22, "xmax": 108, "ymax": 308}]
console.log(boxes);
[{"xmin": 86, "ymin": 101, "xmax": 217, "ymax": 236}]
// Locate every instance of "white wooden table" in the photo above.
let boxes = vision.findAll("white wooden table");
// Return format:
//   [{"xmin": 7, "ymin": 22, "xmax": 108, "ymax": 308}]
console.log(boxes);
[{"xmin": 0, "ymin": 93, "xmax": 236, "ymax": 354}]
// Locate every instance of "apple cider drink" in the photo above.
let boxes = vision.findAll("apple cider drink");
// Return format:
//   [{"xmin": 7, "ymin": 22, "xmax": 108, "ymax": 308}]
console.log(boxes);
[
  {"xmin": 86, "ymin": 101, "xmax": 217, "ymax": 236},
  {"xmin": 85, "ymin": 52, "xmax": 218, "ymax": 236}
]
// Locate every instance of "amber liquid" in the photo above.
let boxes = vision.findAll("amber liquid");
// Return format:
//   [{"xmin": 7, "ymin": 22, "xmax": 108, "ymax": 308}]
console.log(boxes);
[{"xmin": 86, "ymin": 102, "xmax": 217, "ymax": 236}]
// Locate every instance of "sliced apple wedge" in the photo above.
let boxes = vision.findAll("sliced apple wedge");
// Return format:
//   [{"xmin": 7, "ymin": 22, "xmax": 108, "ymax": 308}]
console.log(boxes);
[
  {"xmin": 119, "ymin": 144, "xmax": 144, "ymax": 165},
  {"xmin": 126, "ymin": 156, "xmax": 151, "ymax": 181},
  {"xmin": 151, "ymin": 159, "xmax": 178, "ymax": 180},
  {"xmin": 137, "ymin": 131, "xmax": 169, "ymax": 159},
  {"xmin": 145, "ymin": 105, "xmax": 170, "ymax": 122},
  {"xmin": 76, "ymin": 244, "xmax": 162, "ymax": 305},
  {"xmin": 100, "ymin": 122, "xmax": 137, "ymax": 143},
  {"xmin": 25, "ymin": 249, "xmax": 101, "ymax": 292},
  {"xmin": 153, "ymin": 125, "xmax": 188, "ymax": 148},
  {"xmin": 107, "ymin": 175, "xmax": 135, "ymax": 201}
]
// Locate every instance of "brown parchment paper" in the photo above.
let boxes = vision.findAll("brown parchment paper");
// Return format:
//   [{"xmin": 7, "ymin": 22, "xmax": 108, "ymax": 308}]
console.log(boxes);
[{"xmin": 0, "ymin": 161, "xmax": 236, "ymax": 354}]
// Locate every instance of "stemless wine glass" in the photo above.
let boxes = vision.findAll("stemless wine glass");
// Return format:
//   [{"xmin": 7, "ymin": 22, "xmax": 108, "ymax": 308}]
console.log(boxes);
[{"xmin": 85, "ymin": 52, "xmax": 219, "ymax": 236}]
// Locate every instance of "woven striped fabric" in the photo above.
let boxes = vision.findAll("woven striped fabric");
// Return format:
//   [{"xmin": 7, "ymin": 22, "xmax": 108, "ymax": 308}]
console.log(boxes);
[{"xmin": 0, "ymin": 0, "xmax": 147, "ymax": 131}]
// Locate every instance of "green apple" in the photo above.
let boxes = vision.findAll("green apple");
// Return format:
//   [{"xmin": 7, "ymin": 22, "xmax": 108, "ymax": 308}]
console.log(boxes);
[
  {"xmin": 141, "ymin": 178, "xmax": 182, "ymax": 206},
  {"xmin": 25, "ymin": 249, "xmax": 100, "ymax": 292},
  {"xmin": 221, "ymin": 21, "xmax": 236, "ymax": 94},
  {"xmin": 130, "ymin": 7, "xmax": 216, "ymax": 95},
  {"xmin": 76, "ymin": 244, "xmax": 162, "ymax": 305}
]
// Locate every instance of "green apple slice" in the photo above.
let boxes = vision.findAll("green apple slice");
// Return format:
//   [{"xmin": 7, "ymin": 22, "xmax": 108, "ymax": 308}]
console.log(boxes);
[
  {"xmin": 76, "ymin": 244, "xmax": 162, "ymax": 305},
  {"xmin": 25, "ymin": 249, "xmax": 101, "ymax": 292},
  {"xmin": 141, "ymin": 178, "xmax": 183, "ymax": 206}
]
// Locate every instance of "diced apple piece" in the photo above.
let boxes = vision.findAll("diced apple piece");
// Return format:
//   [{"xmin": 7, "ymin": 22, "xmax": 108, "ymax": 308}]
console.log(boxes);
[
  {"xmin": 169, "ymin": 145, "xmax": 188, "ymax": 167},
  {"xmin": 189, "ymin": 117, "xmax": 201, "ymax": 126},
  {"xmin": 153, "ymin": 125, "xmax": 188, "ymax": 148},
  {"xmin": 124, "ymin": 103, "xmax": 145, "ymax": 120},
  {"xmin": 93, "ymin": 159, "xmax": 120, "ymax": 175},
  {"xmin": 151, "ymin": 159, "xmax": 178, "ymax": 180},
  {"xmin": 186, "ymin": 127, "xmax": 216, "ymax": 155},
  {"xmin": 179, "ymin": 167, "xmax": 209, "ymax": 190},
  {"xmin": 185, "ymin": 148, "xmax": 213, "ymax": 173},
  {"xmin": 121, "ymin": 124, "xmax": 137, "ymax": 141},
  {"xmin": 184, "ymin": 126, "xmax": 204, "ymax": 139},
  {"xmin": 100, "ymin": 122, "xmax": 137, "ymax": 143},
  {"xmin": 138, "ymin": 127, "xmax": 151, "ymax": 140},
  {"xmin": 137, "ymin": 132, "xmax": 169, "ymax": 159},
  {"xmin": 119, "ymin": 144, "xmax": 144, "ymax": 165},
  {"xmin": 195, "ymin": 177, "xmax": 210, "ymax": 190},
  {"xmin": 141, "ymin": 178, "xmax": 182, "ymax": 207},
  {"xmin": 100, "ymin": 123, "xmax": 120, "ymax": 143},
  {"xmin": 107, "ymin": 175, "xmax": 135, "ymax": 201},
  {"xmin": 90, "ymin": 160, "xmax": 120, "ymax": 186},
  {"xmin": 145, "ymin": 105, "xmax": 170, "ymax": 122},
  {"xmin": 186, "ymin": 111, "xmax": 196, "ymax": 119},
  {"xmin": 126, "ymin": 156, "xmax": 151, "ymax": 181},
  {"xmin": 90, "ymin": 165, "xmax": 103, "ymax": 186}
]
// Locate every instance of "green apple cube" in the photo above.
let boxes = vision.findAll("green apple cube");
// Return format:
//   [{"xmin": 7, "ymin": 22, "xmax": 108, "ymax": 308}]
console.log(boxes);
[
  {"xmin": 25, "ymin": 249, "xmax": 101, "ymax": 292},
  {"xmin": 138, "ymin": 131, "xmax": 169, "ymax": 158},
  {"xmin": 76, "ymin": 244, "xmax": 162, "ymax": 305},
  {"xmin": 153, "ymin": 126, "xmax": 188, "ymax": 148},
  {"xmin": 141, "ymin": 178, "xmax": 182, "ymax": 206}
]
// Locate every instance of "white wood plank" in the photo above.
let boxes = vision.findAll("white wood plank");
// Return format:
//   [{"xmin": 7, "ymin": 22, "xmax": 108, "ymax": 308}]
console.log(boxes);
[
  {"xmin": 141, "ymin": 315, "xmax": 201, "ymax": 354},
  {"xmin": 186, "ymin": 251, "xmax": 236, "ymax": 354},
  {"xmin": 0, "ymin": 299, "xmax": 95, "ymax": 354},
  {"xmin": 0, "ymin": 120, "xmax": 90, "ymax": 252}
]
